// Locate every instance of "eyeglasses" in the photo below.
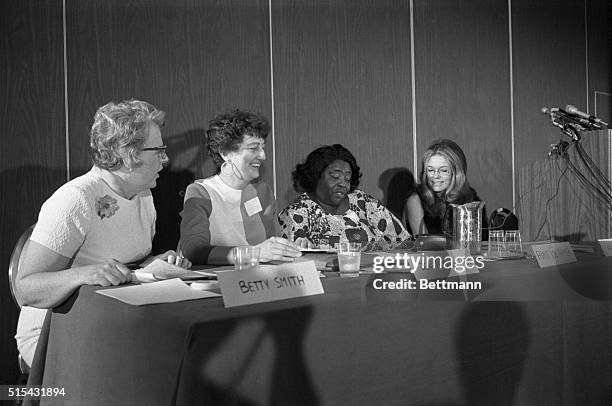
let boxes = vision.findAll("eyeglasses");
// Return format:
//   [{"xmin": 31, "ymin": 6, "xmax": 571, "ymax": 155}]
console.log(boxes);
[
  {"xmin": 142, "ymin": 145, "xmax": 168, "ymax": 161},
  {"xmin": 142, "ymin": 145, "xmax": 167, "ymax": 153},
  {"xmin": 425, "ymin": 167, "xmax": 451, "ymax": 177}
]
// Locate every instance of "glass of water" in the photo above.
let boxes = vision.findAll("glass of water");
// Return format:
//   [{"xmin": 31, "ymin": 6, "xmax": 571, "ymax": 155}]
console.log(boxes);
[
  {"xmin": 337, "ymin": 242, "xmax": 361, "ymax": 278},
  {"xmin": 233, "ymin": 246, "xmax": 261, "ymax": 271},
  {"xmin": 504, "ymin": 230, "xmax": 523, "ymax": 256},
  {"xmin": 488, "ymin": 230, "xmax": 505, "ymax": 259}
]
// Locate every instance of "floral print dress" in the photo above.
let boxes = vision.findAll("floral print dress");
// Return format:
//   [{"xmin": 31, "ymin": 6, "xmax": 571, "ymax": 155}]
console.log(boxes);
[{"xmin": 278, "ymin": 190, "xmax": 410, "ymax": 251}]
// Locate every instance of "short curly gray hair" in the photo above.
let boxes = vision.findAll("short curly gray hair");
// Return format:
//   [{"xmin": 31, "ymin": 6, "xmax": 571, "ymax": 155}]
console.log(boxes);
[{"xmin": 90, "ymin": 99, "xmax": 166, "ymax": 170}]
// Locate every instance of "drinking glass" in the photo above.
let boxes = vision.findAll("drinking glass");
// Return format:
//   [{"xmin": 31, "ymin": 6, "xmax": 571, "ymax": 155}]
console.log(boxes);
[
  {"xmin": 233, "ymin": 246, "xmax": 261, "ymax": 271},
  {"xmin": 504, "ymin": 231, "xmax": 523, "ymax": 256},
  {"xmin": 337, "ymin": 242, "xmax": 361, "ymax": 278},
  {"xmin": 488, "ymin": 230, "xmax": 505, "ymax": 258}
]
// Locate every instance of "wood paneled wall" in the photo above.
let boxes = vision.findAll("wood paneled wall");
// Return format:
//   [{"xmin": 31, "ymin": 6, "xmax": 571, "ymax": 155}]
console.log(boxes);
[
  {"xmin": 0, "ymin": 0, "xmax": 65, "ymax": 385},
  {"xmin": 1, "ymin": 0, "xmax": 610, "ymax": 385},
  {"xmin": 512, "ymin": 0, "xmax": 610, "ymax": 242},
  {"xmin": 587, "ymin": 0, "xmax": 611, "ymax": 118},
  {"xmin": 413, "ymin": 0, "xmax": 512, "ymax": 214},
  {"xmin": 586, "ymin": 0, "xmax": 611, "ymax": 235},
  {"xmin": 65, "ymin": 0, "xmax": 272, "ymax": 252},
  {"xmin": 272, "ymin": 0, "xmax": 414, "ymax": 213}
]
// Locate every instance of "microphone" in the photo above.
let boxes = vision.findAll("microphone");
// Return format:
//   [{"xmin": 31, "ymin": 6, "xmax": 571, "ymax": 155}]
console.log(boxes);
[
  {"xmin": 565, "ymin": 105, "xmax": 608, "ymax": 127},
  {"xmin": 542, "ymin": 106, "xmax": 592, "ymax": 128}
]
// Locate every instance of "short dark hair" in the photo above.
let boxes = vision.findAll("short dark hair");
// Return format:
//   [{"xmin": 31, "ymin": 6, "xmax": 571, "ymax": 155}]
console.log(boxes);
[
  {"xmin": 205, "ymin": 109, "xmax": 270, "ymax": 169},
  {"xmin": 292, "ymin": 144, "xmax": 362, "ymax": 193}
]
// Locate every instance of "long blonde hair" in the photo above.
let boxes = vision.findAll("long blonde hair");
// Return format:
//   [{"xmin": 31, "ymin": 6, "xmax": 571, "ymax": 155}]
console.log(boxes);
[{"xmin": 418, "ymin": 139, "xmax": 472, "ymax": 214}]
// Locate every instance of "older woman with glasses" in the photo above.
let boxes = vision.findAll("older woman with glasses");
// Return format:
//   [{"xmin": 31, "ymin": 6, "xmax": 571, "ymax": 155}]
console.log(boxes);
[
  {"xmin": 179, "ymin": 109, "xmax": 301, "ymax": 265},
  {"xmin": 15, "ymin": 99, "xmax": 190, "ymax": 368},
  {"xmin": 402, "ymin": 139, "xmax": 484, "ymax": 235},
  {"xmin": 278, "ymin": 144, "xmax": 410, "ymax": 250}
]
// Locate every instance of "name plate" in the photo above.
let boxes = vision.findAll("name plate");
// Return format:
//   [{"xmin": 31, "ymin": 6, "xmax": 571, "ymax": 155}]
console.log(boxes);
[
  {"xmin": 598, "ymin": 239, "xmax": 612, "ymax": 256},
  {"xmin": 531, "ymin": 242, "xmax": 577, "ymax": 268},
  {"xmin": 217, "ymin": 261, "xmax": 324, "ymax": 308}
]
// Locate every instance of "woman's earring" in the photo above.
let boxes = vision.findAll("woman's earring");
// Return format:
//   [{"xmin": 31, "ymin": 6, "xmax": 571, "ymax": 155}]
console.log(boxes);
[
  {"xmin": 221, "ymin": 159, "xmax": 244, "ymax": 180},
  {"xmin": 220, "ymin": 160, "xmax": 233, "ymax": 176},
  {"xmin": 229, "ymin": 160, "xmax": 244, "ymax": 180}
]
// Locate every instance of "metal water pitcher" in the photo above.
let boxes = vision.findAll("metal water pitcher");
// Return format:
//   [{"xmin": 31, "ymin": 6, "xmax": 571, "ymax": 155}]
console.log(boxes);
[{"xmin": 443, "ymin": 201, "xmax": 485, "ymax": 254}]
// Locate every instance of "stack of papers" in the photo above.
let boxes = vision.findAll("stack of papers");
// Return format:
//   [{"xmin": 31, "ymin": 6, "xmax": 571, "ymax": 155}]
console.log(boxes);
[{"xmin": 132, "ymin": 259, "xmax": 217, "ymax": 282}]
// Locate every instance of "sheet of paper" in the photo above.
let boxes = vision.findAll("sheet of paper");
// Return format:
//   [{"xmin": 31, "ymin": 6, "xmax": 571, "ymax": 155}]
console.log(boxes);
[
  {"xmin": 96, "ymin": 278, "xmax": 220, "ymax": 305},
  {"xmin": 133, "ymin": 258, "xmax": 216, "ymax": 281}
]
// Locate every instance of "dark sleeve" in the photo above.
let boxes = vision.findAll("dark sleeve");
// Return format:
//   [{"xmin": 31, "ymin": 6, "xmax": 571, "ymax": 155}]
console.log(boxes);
[
  {"xmin": 417, "ymin": 186, "xmax": 443, "ymax": 233},
  {"xmin": 179, "ymin": 183, "xmax": 215, "ymax": 265}
]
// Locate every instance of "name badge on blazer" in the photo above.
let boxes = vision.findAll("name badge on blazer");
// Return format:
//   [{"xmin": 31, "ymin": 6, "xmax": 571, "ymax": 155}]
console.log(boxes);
[{"xmin": 244, "ymin": 197, "xmax": 263, "ymax": 217}]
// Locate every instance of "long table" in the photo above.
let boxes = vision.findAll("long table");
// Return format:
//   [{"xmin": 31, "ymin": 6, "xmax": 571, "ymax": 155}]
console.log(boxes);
[{"xmin": 26, "ymin": 252, "xmax": 612, "ymax": 405}]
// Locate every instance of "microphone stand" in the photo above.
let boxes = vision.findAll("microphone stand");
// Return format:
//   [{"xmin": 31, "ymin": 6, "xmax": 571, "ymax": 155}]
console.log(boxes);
[{"xmin": 542, "ymin": 107, "xmax": 612, "ymax": 211}]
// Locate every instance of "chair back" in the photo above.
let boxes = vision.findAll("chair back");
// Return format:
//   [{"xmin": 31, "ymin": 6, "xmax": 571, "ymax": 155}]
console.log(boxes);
[
  {"xmin": 8, "ymin": 224, "xmax": 35, "ymax": 308},
  {"xmin": 488, "ymin": 208, "xmax": 519, "ymax": 231}
]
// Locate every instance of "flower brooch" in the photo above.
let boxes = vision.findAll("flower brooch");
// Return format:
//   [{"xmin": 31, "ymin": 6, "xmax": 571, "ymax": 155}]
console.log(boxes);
[{"xmin": 96, "ymin": 195, "xmax": 119, "ymax": 219}]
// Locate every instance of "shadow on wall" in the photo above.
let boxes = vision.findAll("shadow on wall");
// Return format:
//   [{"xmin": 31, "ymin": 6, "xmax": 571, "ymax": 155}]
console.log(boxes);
[
  {"xmin": 152, "ymin": 128, "xmax": 208, "ymax": 253},
  {"xmin": 276, "ymin": 159, "xmax": 298, "ymax": 211},
  {"xmin": 281, "ymin": 184, "xmax": 298, "ymax": 212},
  {"xmin": 475, "ymin": 147, "xmax": 512, "ymax": 210},
  {"xmin": 0, "ymin": 165, "xmax": 66, "ymax": 385},
  {"xmin": 378, "ymin": 167, "xmax": 416, "ymax": 227},
  {"xmin": 152, "ymin": 169, "xmax": 194, "ymax": 252}
]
